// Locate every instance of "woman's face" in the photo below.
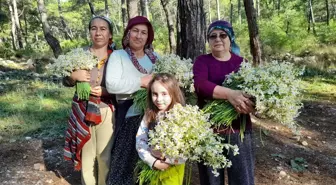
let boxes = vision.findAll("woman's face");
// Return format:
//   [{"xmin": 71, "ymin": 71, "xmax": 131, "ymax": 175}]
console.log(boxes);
[
  {"xmin": 208, "ymin": 29, "xmax": 231, "ymax": 54},
  {"xmin": 89, "ymin": 18, "xmax": 112, "ymax": 48},
  {"xmin": 129, "ymin": 24, "xmax": 149, "ymax": 51}
]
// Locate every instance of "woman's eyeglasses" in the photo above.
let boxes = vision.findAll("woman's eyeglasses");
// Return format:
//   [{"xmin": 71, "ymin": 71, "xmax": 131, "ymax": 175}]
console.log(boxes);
[{"xmin": 209, "ymin": 33, "xmax": 228, "ymax": 40}]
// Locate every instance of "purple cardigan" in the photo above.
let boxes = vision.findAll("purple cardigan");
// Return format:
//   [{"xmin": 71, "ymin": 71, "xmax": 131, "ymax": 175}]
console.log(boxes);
[{"xmin": 193, "ymin": 53, "xmax": 252, "ymax": 132}]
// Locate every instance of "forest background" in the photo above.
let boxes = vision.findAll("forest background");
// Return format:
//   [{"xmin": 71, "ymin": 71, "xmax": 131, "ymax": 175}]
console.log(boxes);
[{"xmin": 0, "ymin": 0, "xmax": 336, "ymax": 185}]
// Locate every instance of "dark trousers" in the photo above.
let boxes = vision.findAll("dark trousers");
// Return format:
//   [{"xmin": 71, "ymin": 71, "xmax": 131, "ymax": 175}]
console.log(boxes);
[{"xmin": 198, "ymin": 131, "xmax": 255, "ymax": 185}]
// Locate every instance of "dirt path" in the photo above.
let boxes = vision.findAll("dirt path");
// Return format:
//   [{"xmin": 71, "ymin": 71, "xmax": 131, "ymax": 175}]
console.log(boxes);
[{"xmin": 0, "ymin": 101, "xmax": 335, "ymax": 185}]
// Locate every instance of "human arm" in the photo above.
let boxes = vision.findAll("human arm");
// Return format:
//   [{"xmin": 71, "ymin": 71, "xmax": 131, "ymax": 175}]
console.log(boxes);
[
  {"xmin": 136, "ymin": 118, "xmax": 169, "ymax": 170},
  {"xmin": 62, "ymin": 70, "xmax": 90, "ymax": 87},
  {"xmin": 105, "ymin": 51, "xmax": 153, "ymax": 94},
  {"xmin": 193, "ymin": 56, "xmax": 254, "ymax": 114}
]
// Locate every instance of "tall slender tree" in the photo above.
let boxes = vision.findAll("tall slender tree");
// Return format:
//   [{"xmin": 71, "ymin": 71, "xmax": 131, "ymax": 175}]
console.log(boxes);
[
  {"xmin": 127, "ymin": 0, "xmax": 138, "ymax": 19},
  {"xmin": 105, "ymin": 0, "xmax": 109, "ymax": 17},
  {"xmin": 140, "ymin": 0, "xmax": 149, "ymax": 18},
  {"xmin": 177, "ymin": 0, "xmax": 206, "ymax": 60},
  {"xmin": 230, "ymin": 0, "xmax": 233, "ymax": 23},
  {"xmin": 160, "ymin": 0, "xmax": 176, "ymax": 53},
  {"xmin": 7, "ymin": 0, "xmax": 18, "ymax": 50},
  {"xmin": 216, "ymin": 0, "xmax": 220, "ymax": 19},
  {"xmin": 307, "ymin": 0, "xmax": 316, "ymax": 35},
  {"xmin": 243, "ymin": 0, "xmax": 262, "ymax": 65},
  {"xmin": 121, "ymin": 0, "xmax": 128, "ymax": 28},
  {"xmin": 208, "ymin": 0, "xmax": 212, "ymax": 24},
  {"xmin": 12, "ymin": 0, "xmax": 23, "ymax": 48},
  {"xmin": 58, "ymin": 0, "xmax": 73, "ymax": 40},
  {"xmin": 37, "ymin": 0, "xmax": 62, "ymax": 58},
  {"xmin": 326, "ymin": 0, "xmax": 330, "ymax": 25}
]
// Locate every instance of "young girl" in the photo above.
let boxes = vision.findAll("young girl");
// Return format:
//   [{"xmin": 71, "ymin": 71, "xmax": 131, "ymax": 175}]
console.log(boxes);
[{"xmin": 135, "ymin": 73, "xmax": 186, "ymax": 185}]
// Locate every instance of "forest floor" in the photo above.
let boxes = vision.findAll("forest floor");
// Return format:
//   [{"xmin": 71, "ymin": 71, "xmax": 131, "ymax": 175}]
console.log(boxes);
[{"xmin": 0, "ymin": 58, "xmax": 335, "ymax": 185}]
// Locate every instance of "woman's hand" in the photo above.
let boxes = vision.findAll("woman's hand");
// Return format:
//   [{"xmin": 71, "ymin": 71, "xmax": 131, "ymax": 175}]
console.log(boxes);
[
  {"xmin": 70, "ymin": 70, "xmax": 90, "ymax": 82},
  {"xmin": 153, "ymin": 160, "xmax": 170, "ymax": 171},
  {"xmin": 227, "ymin": 89, "xmax": 255, "ymax": 114},
  {"xmin": 141, "ymin": 74, "xmax": 153, "ymax": 88},
  {"xmin": 151, "ymin": 149, "xmax": 165, "ymax": 160},
  {"xmin": 90, "ymin": 86, "xmax": 108, "ymax": 97}
]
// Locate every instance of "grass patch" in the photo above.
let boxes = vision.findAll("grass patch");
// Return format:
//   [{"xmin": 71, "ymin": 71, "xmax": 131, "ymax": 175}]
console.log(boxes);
[{"xmin": 0, "ymin": 79, "xmax": 74, "ymax": 139}]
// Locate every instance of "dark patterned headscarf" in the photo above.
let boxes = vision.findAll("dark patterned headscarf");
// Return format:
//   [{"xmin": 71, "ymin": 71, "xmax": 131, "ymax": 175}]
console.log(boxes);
[
  {"xmin": 122, "ymin": 16, "xmax": 157, "ymax": 74},
  {"xmin": 207, "ymin": 20, "xmax": 240, "ymax": 55}
]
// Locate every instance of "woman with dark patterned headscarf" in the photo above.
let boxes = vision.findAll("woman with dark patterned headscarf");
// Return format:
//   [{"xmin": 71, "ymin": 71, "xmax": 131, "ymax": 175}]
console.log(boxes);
[
  {"xmin": 105, "ymin": 16, "xmax": 158, "ymax": 185},
  {"xmin": 63, "ymin": 16, "xmax": 116, "ymax": 185},
  {"xmin": 193, "ymin": 20, "xmax": 255, "ymax": 185}
]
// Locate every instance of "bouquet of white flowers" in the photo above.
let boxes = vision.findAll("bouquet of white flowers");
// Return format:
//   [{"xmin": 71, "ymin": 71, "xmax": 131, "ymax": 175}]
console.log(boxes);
[
  {"xmin": 47, "ymin": 48, "xmax": 98, "ymax": 100},
  {"xmin": 133, "ymin": 54, "xmax": 195, "ymax": 112},
  {"xmin": 148, "ymin": 104, "xmax": 239, "ymax": 176},
  {"xmin": 204, "ymin": 61, "xmax": 303, "ymax": 134}
]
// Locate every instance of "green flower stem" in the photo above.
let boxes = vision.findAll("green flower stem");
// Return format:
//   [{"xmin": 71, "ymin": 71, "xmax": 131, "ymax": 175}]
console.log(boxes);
[{"xmin": 76, "ymin": 82, "xmax": 91, "ymax": 100}]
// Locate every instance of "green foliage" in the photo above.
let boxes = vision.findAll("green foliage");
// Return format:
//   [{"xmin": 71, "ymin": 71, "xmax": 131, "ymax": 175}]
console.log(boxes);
[{"xmin": 290, "ymin": 157, "xmax": 308, "ymax": 172}]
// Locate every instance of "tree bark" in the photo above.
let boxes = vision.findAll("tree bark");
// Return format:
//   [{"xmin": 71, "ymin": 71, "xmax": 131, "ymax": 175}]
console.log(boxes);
[
  {"xmin": 127, "ymin": 0, "xmax": 138, "ymax": 19},
  {"xmin": 208, "ymin": 0, "xmax": 212, "ymax": 24},
  {"xmin": 37, "ymin": 0, "xmax": 62, "ymax": 58},
  {"xmin": 177, "ymin": 0, "xmax": 206, "ymax": 60},
  {"xmin": 58, "ymin": 0, "xmax": 73, "ymax": 40},
  {"xmin": 307, "ymin": 0, "xmax": 316, "ymax": 35},
  {"xmin": 238, "ymin": 0, "xmax": 242, "ymax": 24},
  {"xmin": 326, "ymin": 0, "xmax": 329, "ymax": 25},
  {"xmin": 243, "ymin": 0, "xmax": 262, "ymax": 65},
  {"xmin": 216, "ymin": 0, "xmax": 220, "ymax": 19},
  {"xmin": 12, "ymin": 0, "xmax": 23, "ymax": 48},
  {"xmin": 230, "ymin": 0, "xmax": 233, "ymax": 23},
  {"xmin": 140, "ymin": 0, "xmax": 149, "ymax": 18},
  {"xmin": 105, "ymin": 0, "xmax": 109, "ymax": 17},
  {"xmin": 256, "ymin": 0, "xmax": 260, "ymax": 17},
  {"xmin": 277, "ymin": 0, "xmax": 280, "ymax": 15},
  {"xmin": 7, "ymin": 0, "xmax": 18, "ymax": 50},
  {"xmin": 121, "ymin": 0, "xmax": 128, "ymax": 28},
  {"xmin": 160, "ymin": 0, "xmax": 176, "ymax": 53}
]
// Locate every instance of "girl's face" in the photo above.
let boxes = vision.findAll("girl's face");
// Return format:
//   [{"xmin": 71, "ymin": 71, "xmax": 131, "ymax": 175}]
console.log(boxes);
[
  {"xmin": 89, "ymin": 18, "xmax": 112, "ymax": 48},
  {"xmin": 151, "ymin": 81, "xmax": 172, "ymax": 112},
  {"xmin": 129, "ymin": 24, "xmax": 148, "ymax": 51}
]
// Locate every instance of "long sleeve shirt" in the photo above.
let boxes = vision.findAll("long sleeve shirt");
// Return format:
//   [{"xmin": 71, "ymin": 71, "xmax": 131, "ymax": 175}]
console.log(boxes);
[
  {"xmin": 105, "ymin": 49, "xmax": 156, "ymax": 117},
  {"xmin": 136, "ymin": 117, "xmax": 186, "ymax": 168},
  {"xmin": 193, "ymin": 53, "xmax": 252, "ymax": 132}
]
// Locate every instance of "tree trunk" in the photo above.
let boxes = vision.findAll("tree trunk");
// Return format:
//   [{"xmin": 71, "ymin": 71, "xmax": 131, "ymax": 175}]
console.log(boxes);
[
  {"xmin": 105, "ymin": 0, "xmax": 109, "ymax": 17},
  {"xmin": 208, "ymin": 0, "xmax": 212, "ymax": 24},
  {"xmin": 256, "ymin": 0, "xmax": 260, "ymax": 17},
  {"xmin": 7, "ymin": 0, "xmax": 18, "ymax": 50},
  {"xmin": 326, "ymin": 0, "xmax": 329, "ymax": 25},
  {"xmin": 243, "ymin": 0, "xmax": 262, "ymax": 65},
  {"xmin": 121, "ymin": 0, "xmax": 128, "ymax": 28},
  {"xmin": 277, "ymin": 0, "xmax": 280, "ymax": 15},
  {"xmin": 230, "ymin": 0, "xmax": 233, "ymax": 23},
  {"xmin": 216, "ymin": 0, "xmax": 220, "ymax": 19},
  {"xmin": 37, "ymin": 0, "xmax": 62, "ymax": 58},
  {"xmin": 12, "ymin": 0, "xmax": 23, "ymax": 48},
  {"xmin": 160, "ymin": 0, "xmax": 176, "ymax": 53},
  {"xmin": 177, "ymin": 0, "xmax": 206, "ymax": 60},
  {"xmin": 307, "ymin": 0, "xmax": 316, "ymax": 35},
  {"xmin": 127, "ymin": 0, "xmax": 138, "ymax": 19},
  {"xmin": 140, "ymin": 0, "xmax": 149, "ymax": 18},
  {"xmin": 238, "ymin": 0, "xmax": 242, "ymax": 24},
  {"xmin": 58, "ymin": 0, "xmax": 73, "ymax": 40}
]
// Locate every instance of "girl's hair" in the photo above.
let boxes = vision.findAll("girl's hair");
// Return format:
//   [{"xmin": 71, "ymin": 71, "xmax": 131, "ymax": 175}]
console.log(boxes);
[{"xmin": 145, "ymin": 73, "xmax": 185, "ymax": 124}]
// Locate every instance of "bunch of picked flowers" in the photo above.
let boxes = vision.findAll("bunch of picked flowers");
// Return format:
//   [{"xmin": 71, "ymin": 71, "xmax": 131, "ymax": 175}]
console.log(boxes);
[
  {"xmin": 133, "ymin": 54, "xmax": 194, "ymax": 112},
  {"xmin": 148, "ymin": 104, "xmax": 239, "ymax": 177},
  {"xmin": 204, "ymin": 61, "xmax": 303, "ymax": 133},
  {"xmin": 47, "ymin": 48, "xmax": 98, "ymax": 100}
]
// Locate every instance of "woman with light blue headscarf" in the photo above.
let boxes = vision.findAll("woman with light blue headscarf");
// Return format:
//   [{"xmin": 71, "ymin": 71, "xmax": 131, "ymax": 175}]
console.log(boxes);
[{"xmin": 193, "ymin": 20, "xmax": 255, "ymax": 185}]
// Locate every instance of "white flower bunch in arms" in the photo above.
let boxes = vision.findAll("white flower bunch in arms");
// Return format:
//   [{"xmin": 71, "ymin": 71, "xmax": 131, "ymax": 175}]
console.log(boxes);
[
  {"xmin": 149, "ymin": 104, "xmax": 239, "ymax": 176},
  {"xmin": 204, "ymin": 61, "xmax": 303, "ymax": 131},
  {"xmin": 47, "ymin": 48, "xmax": 98, "ymax": 100},
  {"xmin": 133, "ymin": 54, "xmax": 194, "ymax": 112}
]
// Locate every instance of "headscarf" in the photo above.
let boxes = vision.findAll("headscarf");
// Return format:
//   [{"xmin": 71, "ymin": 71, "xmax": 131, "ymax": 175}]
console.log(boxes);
[
  {"xmin": 122, "ymin": 16, "xmax": 157, "ymax": 74},
  {"xmin": 207, "ymin": 20, "xmax": 240, "ymax": 55},
  {"xmin": 88, "ymin": 16, "xmax": 116, "ymax": 50}
]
